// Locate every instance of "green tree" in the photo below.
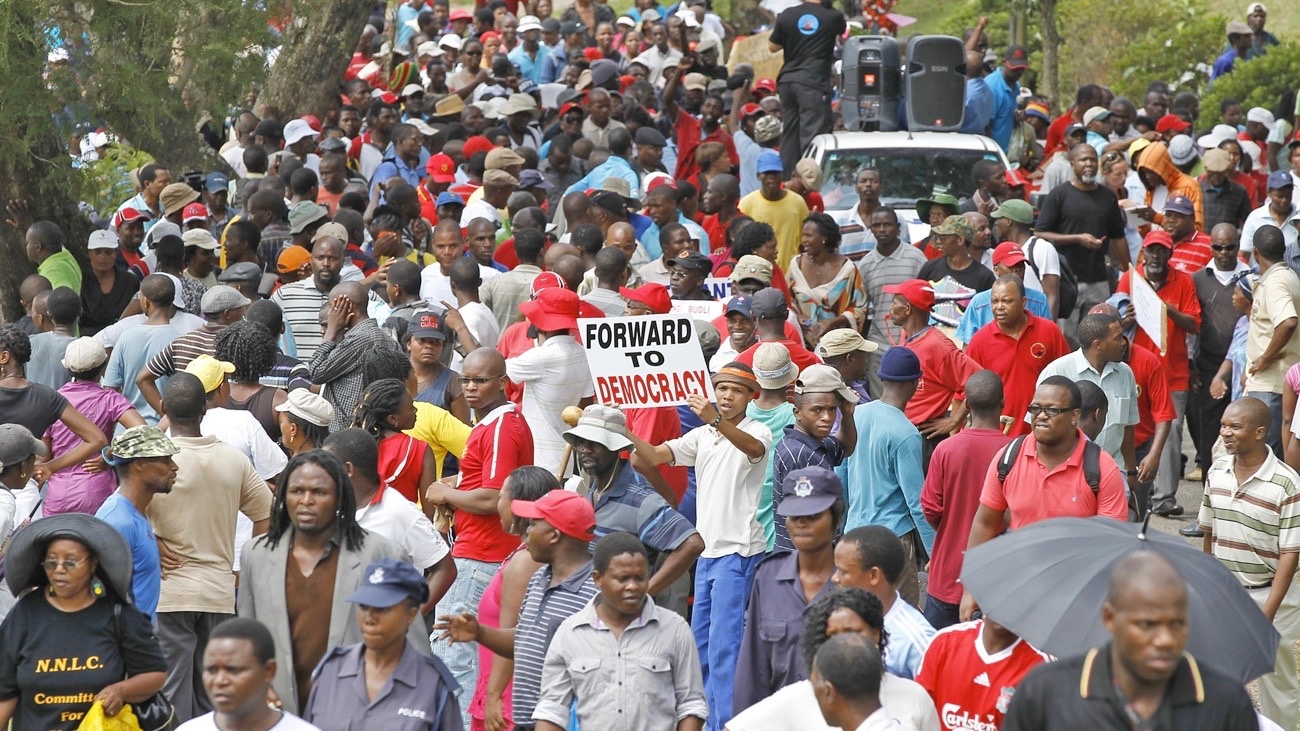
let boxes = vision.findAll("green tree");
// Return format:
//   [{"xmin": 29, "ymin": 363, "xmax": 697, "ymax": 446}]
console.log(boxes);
[
  {"xmin": 1202, "ymin": 42, "xmax": 1300, "ymax": 127},
  {"xmin": 1107, "ymin": 9, "xmax": 1225, "ymax": 102}
]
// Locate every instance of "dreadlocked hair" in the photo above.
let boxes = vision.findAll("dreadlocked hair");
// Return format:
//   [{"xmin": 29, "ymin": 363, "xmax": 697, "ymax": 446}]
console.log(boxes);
[
  {"xmin": 351, "ymin": 378, "xmax": 408, "ymax": 437},
  {"xmin": 286, "ymin": 413, "xmax": 331, "ymax": 451},
  {"xmin": 361, "ymin": 346, "xmax": 412, "ymax": 387},
  {"xmin": 0, "ymin": 324, "xmax": 32, "ymax": 365},
  {"xmin": 262, "ymin": 449, "xmax": 366, "ymax": 552},
  {"xmin": 214, "ymin": 320, "xmax": 276, "ymax": 382},
  {"xmin": 800, "ymin": 587, "xmax": 889, "ymax": 677}
]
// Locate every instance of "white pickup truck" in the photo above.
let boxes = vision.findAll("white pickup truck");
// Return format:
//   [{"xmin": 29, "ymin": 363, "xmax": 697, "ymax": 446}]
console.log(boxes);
[{"xmin": 803, "ymin": 130, "xmax": 1011, "ymax": 244}]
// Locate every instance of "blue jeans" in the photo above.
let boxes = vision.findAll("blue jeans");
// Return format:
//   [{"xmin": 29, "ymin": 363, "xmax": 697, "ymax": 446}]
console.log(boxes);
[
  {"xmin": 693, "ymin": 552, "xmax": 762, "ymax": 731},
  {"xmin": 429, "ymin": 557, "xmax": 499, "ymax": 729}
]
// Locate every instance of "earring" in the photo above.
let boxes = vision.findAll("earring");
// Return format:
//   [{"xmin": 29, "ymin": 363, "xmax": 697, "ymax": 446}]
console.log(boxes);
[
  {"xmin": 47, "ymin": 584, "xmax": 56, "ymax": 596},
  {"xmin": 91, "ymin": 578, "xmax": 105, "ymax": 597}
]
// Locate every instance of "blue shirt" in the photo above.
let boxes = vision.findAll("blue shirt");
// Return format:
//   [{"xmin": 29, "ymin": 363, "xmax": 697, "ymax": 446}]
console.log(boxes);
[
  {"xmin": 844, "ymin": 400, "xmax": 934, "ymax": 552},
  {"xmin": 96, "ymin": 493, "xmax": 161, "ymax": 618},
  {"xmin": 371, "ymin": 154, "xmax": 423, "ymax": 190},
  {"xmin": 565, "ymin": 155, "xmax": 641, "ymax": 199},
  {"xmin": 1211, "ymin": 48, "xmax": 1240, "ymax": 82},
  {"xmin": 540, "ymin": 45, "xmax": 567, "ymax": 84},
  {"xmin": 588, "ymin": 461, "xmax": 698, "ymax": 558},
  {"xmin": 883, "ymin": 591, "xmax": 936, "ymax": 679},
  {"xmin": 954, "ymin": 287, "xmax": 1053, "ymax": 344},
  {"xmin": 960, "ymin": 77, "xmax": 994, "ymax": 136},
  {"xmin": 641, "ymin": 212, "xmax": 712, "ymax": 260},
  {"xmin": 509, "ymin": 43, "xmax": 551, "ymax": 85},
  {"xmin": 104, "ymin": 323, "xmax": 184, "ymax": 423},
  {"xmin": 984, "ymin": 68, "xmax": 1020, "ymax": 151}
]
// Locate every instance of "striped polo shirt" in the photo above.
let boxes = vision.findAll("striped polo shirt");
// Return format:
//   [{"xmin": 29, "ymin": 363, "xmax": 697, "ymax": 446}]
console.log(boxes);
[
  {"xmin": 588, "ymin": 461, "xmax": 698, "ymax": 558},
  {"xmin": 1198, "ymin": 451, "xmax": 1300, "ymax": 588},
  {"xmin": 857, "ymin": 242, "xmax": 927, "ymax": 348},
  {"xmin": 271, "ymin": 280, "xmax": 330, "ymax": 361},
  {"xmin": 144, "ymin": 323, "xmax": 223, "ymax": 378},
  {"xmin": 512, "ymin": 561, "xmax": 597, "ymax": 723}
]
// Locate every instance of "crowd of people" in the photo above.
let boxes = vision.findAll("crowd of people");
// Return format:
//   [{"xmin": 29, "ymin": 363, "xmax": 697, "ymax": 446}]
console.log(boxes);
[{"xmin": 1, "ymin": 0, "xmax": 1299, "ymax": 729}]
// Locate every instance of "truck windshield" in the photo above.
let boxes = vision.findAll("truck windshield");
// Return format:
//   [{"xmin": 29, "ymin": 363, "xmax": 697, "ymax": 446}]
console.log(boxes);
[{"xmin": 818, "ymin": 147, "xmax": 999, "ymax": 210}]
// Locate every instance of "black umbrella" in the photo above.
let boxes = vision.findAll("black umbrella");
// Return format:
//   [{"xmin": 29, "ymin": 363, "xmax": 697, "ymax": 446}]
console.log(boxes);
[{"xmin": 960, "ymin": 516, "xmax": 1278, "ymax": 684}]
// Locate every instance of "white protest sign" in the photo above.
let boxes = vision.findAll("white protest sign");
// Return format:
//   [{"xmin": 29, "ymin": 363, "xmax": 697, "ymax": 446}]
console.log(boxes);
[
  {"xmin": 1129, "ymin": 273, "xmax": 1167, "ymax": 355},
  {"xmin": 669, "ymin": 298, "xmax": 724, "ymax": 320},
  {"xmin": 579, "ymin": 314, "xmax": 716, "ymax": 408},
  {"xmin": 704, "ymin": 277, "xmax": 733, "ymax": 300}
]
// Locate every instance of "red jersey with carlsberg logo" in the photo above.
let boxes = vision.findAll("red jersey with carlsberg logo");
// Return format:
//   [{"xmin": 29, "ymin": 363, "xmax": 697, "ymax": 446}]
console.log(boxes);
[{"xmin": 915, "ymin": 620, "xmax": 1052, "ymax": 730}]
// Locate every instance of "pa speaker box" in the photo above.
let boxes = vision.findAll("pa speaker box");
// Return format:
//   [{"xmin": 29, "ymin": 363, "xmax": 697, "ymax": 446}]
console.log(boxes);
[
  {"xmin": 905, "ymin": 35, "xmax": 967, "ymax": 132},
  {"xmin": 840, "ymin": 36, "xmax": 901, "ymax": 131}
]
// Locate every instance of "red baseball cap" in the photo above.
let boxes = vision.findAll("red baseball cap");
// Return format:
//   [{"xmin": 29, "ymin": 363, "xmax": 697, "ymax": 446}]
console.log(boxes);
[
  {"xmin": 620, "ymin": 283, "xmax": 672, "ymax": 314},
  {"xmin": 511, "ymin": 490, "xmax": 596, "ymax": 541},
  {"xmin": 1155, "ymin": 114, "xmax": 1191, "ymax": 134},
  {"xmin": 301, "ymin": 115, "xmax": 322, "ymax": 132},
  {"xmin": 426, "ymin": 153, "xmax": 456, "ymax": 183},
  {"xmin": 1004, "ymin": 168, "xmax": 1030, "ymax": 188},
  {"xmin": 883, "ymin": 279, "xmax": 936, "ymax": 311},
  {"xmin": 449, "ymin": 8, "xmax": 471, "ymax": 21},
  {"xmin": 182, "ymin": 203, "xmax": 209, "ymax": 223},
  {"xmin": 463, "ymin": 135, "xmax": 495, "ymax": 161},
  {"xmin": 559, "ymin": 101, "xmax": 585, "ymax": 118},
  {"xmin": 740, "ymin": 102, "xmax": 764, "ymax": 119},
  {"xmin": 991, "ymin": 241, "xmax": 1027, "ymax": 267},
  {"xmin": 116, "ymin": 207, "xmax": 148, "ymax": 225},
  {"xmin": 1142, "ymin": 228, "xmax": 1174, "ymax": 249},
  {"xmin": 530, "ymin": 271, "xmax": 567, "ymax": 298},
  {"xmin": 753, "ymin": 78, "xmax": 776, "ymax": 94}
]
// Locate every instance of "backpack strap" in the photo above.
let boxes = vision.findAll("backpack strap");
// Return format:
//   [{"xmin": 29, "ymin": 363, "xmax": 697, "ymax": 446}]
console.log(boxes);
[
  {"xmin": 997, "ymin": 435, "xmax": 1028, "ymax": 483},
  {"xmin": 1022, "ymin": 236, "xmax": 1044, "ymax": 281},
  {"xmin": 1083, "ymin": 439, "xmax": 1102, "ymax": 495}
]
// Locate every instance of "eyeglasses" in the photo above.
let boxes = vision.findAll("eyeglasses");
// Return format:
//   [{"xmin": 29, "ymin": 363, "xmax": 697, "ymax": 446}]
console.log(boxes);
[
  {"xmin": 43, "ymin": 558, "xmax": 88, "ymax": 573},
  {"xmin": 1210, "ymin": 244, "xmax": 1239, "ymax": 252},
  {"xmin": 458, "ymin": 375, "xmax": 504, "ymax": 385},
  {"xmin": 1026, "ymin": 405, "xmax": 1073, "ymax": 419},
  {"xmin": 1102, "ymin": 151, "xmax": 1124, "ymax": 162}
]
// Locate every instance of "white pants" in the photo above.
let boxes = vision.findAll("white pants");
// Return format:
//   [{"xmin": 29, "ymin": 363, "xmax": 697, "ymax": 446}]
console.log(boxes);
[{"xmin": 1251, "ymin": 579, "xmax": 1300, "ymax": 730}]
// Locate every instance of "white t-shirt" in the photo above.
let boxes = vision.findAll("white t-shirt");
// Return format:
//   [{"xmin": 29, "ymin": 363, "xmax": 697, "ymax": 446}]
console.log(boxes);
[
  {"xmin": 356, "ymin": 487, "xmax": 449, "ymax": 572},
  {"xmin": 664, "ymin": 416, "xmax": 772, "ymax": 558},
  {"xmin": 451, "ymin": 301, "xmax": 502, "ymax": 372},
  {"xmin": 505, "ymin": 335, "xmax": 596, "ymax": 473},
  {"xmin": 178, "ymin": 711, "xmax": 321, "ymax": 731},
  {"xmin": 1020, "ymin": 236, "xmax": 1062, "ymax": 295},
  {"xmin": 460, "ymin": 199, "xmax": 502, "ymax": 228},
  {"xmin": 725, "ymin": 676, "xmax": 939, "ymax": 731}
]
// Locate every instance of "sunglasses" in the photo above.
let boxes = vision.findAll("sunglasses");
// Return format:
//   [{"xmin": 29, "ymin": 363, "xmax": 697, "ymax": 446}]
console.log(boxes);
[{"xmin": 1210, "ymin": 244, "xmax": 1239, "ymax": 252}]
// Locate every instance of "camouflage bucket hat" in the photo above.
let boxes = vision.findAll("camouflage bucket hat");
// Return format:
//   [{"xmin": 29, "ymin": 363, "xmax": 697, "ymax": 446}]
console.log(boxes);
[
  {"xmin": 108, "ymin": 425, "xmax": 180, "ymax": 460},
  {"xmin": 932, "ymin": 214, "xmax": 975, "ymax": 242}
]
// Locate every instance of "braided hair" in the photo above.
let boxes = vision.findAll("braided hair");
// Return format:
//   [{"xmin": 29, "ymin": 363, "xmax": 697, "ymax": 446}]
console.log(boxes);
[
  {"xmin": 214, "ymin": 320, "xmax": 276, "ymax": 382},
  {"xmin": 800, "ymin": 587, "xmax": 889, "ymax": 677},
  {"xmin": 0, "ymin": 324, "xmax": 32, "ymax": 365},
  {"xmin": 263, "ymin": 449, "xmax": 366, "ymax": 551},
  {"xmin": 361, "ymin": 346, "xmax": 412, "ymax": 388},
  {"xmin": 351, "ymin": 378, "xmax": 408, "ymax": 437}
]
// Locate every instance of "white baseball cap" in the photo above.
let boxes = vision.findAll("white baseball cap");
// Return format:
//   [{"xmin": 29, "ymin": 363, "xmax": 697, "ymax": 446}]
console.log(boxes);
[
  {"xmin": 87, "ymin": 230, "xmax": 119, "ymax": 250},
  {"xmin": 283, "ymin": 118, "xmax": 318, "ymax": 146}
]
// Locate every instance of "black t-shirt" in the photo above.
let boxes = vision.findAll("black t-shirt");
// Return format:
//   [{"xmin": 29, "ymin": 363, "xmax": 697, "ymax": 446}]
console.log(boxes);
[
  {"xmin": 80, "ymin": 271, "xmax": 140, "ymax": 336},
  {"xmin": 0, "ymin": 383, "xmax": 69, "ymax": 437},
  {"xmin": 1035, "ymin": 181, "xmax": 1126, "ymax": 284},
  {"xmin": 0, "ymin": 594, "xmax": 167, "ymax": 730},
  {"xmin": 918, "ymin": 257, "xmax": 996, "ymax": 293},
  {"xmin": 771, "ymin": 2, "xmax": 846, "ymax": 85}
]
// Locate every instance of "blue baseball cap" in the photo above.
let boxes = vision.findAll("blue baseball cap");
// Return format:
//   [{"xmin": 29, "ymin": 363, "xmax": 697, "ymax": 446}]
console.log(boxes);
[
  {"xmin": 757, "ymin": 150, "xmax": 783, "ymax": 174},
  {"xmin": 726, "ymin": 294, "xmax": 754, "ymax": 319},
  {"xmin": 436, "ymin": 191, "xmax": 465, "ymax": 207},
  {"xmin": 776, "ymin": 466, "xmax": 844, "ymax": 517},
  {"xmin": 878, "ymin": 346, "xmax": 922, "ymax": 382},
  {"xmin": 346, "ymin": 558, "xmax": 430, "ymax": 608},
  {"xmin": 204, "ymin": 172, "xmax": 230, "ymax": 193},
  {"xmin": 1268, "ymin": 170, "xmax": 1294, "ymax": 190}
]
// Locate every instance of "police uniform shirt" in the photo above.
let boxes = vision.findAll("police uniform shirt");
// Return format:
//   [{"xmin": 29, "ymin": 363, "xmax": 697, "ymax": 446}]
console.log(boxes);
[{"xmin": 304, "ymin": 640, "xmax": 462, "ymax": 731}]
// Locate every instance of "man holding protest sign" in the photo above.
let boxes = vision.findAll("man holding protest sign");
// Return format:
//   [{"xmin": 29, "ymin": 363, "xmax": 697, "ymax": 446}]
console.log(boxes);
[{"xmin": 628, "ymin": 363, "xmax": 772, "ymax": 731}]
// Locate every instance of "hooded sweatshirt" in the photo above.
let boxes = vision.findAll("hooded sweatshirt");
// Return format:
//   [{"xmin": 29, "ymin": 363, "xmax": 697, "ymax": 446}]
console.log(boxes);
[{"xmin": 1138, "ymin": 141, "xmax": 1204, "ymax": 231}]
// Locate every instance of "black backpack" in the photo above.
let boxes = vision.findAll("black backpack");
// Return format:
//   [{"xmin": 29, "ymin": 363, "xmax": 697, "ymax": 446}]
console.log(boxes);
[
  {"xmin": 997, "ymin": 434, "xmax": 1102, "ymax": 494},
  {"xmin": 1022, "ymin": 236, "xmax": 1080, "ymax": 319}
]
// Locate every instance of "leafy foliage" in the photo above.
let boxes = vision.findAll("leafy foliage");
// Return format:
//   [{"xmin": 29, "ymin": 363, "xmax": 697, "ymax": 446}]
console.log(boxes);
[
  {"xmin": 1106, "ymin": 7, "xmax": 1226, "ymax": 101},
  {"xmin": 1201, "ymin": 42, "xmax": 1300, "ymax": 127}
]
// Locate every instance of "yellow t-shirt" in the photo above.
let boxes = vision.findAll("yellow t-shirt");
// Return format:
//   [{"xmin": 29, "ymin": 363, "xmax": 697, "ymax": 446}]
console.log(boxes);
[
  {"xmin": 405, "ymin": 401, "xmax": 471, "ymax": 480},
  {"xmin": 738, "ymin": 189, "xmax": 811, "ymax": 271}
]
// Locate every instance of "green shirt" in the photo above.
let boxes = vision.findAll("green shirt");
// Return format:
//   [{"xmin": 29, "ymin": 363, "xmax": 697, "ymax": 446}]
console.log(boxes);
[
  {"xmin": 746, "ymin": 399, "xmax": 796, "ymax": 551},
  {"xmin": 38, "ymin": 249, "xmax": 82, "ymax": 294}
]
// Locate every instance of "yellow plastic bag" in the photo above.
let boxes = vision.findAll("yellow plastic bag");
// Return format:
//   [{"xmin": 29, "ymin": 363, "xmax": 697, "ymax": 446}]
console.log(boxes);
[{"xmin": 76, "ymin": 700, "xmax": 144, "ymax": 731}]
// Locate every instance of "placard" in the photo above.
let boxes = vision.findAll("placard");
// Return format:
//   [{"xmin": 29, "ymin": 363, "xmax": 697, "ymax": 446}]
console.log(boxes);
[
  {"xmin": 579, "ymin": 314, "xmax": 716, "ymax": 408},
  {"xmin": 669, "ymin": 299, "xmax": 725, "ymax": 320},
  {"xmin": 728, "ymin": 31, "xmax": 783, "ymax": 83},
  {"xmin": 1130, "ymin": 273, "xmax": 1167, "ymax": 355}
]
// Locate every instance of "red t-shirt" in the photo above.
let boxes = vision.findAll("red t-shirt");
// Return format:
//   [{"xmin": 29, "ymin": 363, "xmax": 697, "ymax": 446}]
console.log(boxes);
[
  {"xmin": 377, "ymin": 433, "xmax": 427, "ymax": 504},
  {"xmin": 1169, "ymin": 231, "xmax": 1214, "ymax": 275},
  {"xmin": 1117, "ymin": 267, "xmax": 1201, "ymax": 391},
  {"xmin": 416, "ymin": 184, "xmax": 441, "ymax": 228},
  {"xmin": 979, "ymin": 430, "xmax": 1129, "ymax": 527},
  {"xmin": 735, "ymin": 338, "xmax": 821, "ymax": 373},
  {"xmin": 493, "ymin": 238, "xmax": 520, "ymax": 270},
  {"xmin": 920, "ymin": 429, "xmax": 1011, "ymax": 603},
  {"xmin": 673, "ymin": 109, "xmax": 739, "ymax": 182},
  {"xmin": 624, "ymin": 406, "xmax": 687, "ymax": 502},
  {"xmin": 915, "ymin": 236, "xmax": 944, "ymax": 261},
  {"xmin": 701, "ymin": 214, "xmax": 730, "ymax": 251},
  {"xmin": 916, "ymin": 620, "xmax": 1052, "ymax": 730},
  {"xmin": 497, "ymin": 320, "xmax": 534, "ymax": 408},
  {"xmin": 801, "ymin": 190, "xmax": 824, "ymax": 214},
  {"xmin": 966, "ymin": 314, "xmax": 1070, "ymax": 437},
  {"xmin": 1127, "ymin": 341, "xmax": 1177, "ymax": 446},
  {"xmin": 904, "ymin": 327, "xmax": 981, "ymax": 426},
  {"xmin": 454, "ymin": 403, "xmax": 532, "ymax": 562},
  {"xmin": 1043, "ymin": 109, "xmax": 1077, "ymax": 160}
]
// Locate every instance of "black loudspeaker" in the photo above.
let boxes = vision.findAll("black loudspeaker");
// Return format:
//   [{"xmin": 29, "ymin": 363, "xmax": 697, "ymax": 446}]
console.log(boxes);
[
  {"xmin": 904, "ymin": 35, "xmax": 967, "ymax": 132},
  {"xmin": 840, "ymin": 36, "xmax": 901, "ymax": 132}
]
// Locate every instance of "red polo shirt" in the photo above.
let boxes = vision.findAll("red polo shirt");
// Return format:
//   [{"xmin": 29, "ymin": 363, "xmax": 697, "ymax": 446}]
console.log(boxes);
[
  {"xmin": 979, "ymin": 429, "xmax": 1129, "ymax": 529},
  {"xmin": 454, "ymin": 403, "xmax": 533, "ymax": 562},
  {"xmin": 1117, "ymin": 266, "xmax": 1201, "ymax": 391},
  {"xmin": 904, "ymin": 327, "xmax": 981, "ymax": 426},
  {"xmin": 1169, "ymin": 231, "xmax": 1214, "ymax": 275},
  {"xmin": 966, "ymin": 313, "xmax": 1070, "ymax": 437},
  {"xmin": 1127, "ymin": 341, "xmax": 1177, "ymax": 446}
]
